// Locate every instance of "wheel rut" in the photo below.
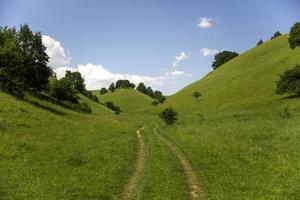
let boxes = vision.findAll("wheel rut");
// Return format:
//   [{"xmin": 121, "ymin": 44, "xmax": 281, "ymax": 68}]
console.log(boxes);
[
  {"xmin": 153, "ymin": 126, "xmax": 206, "ymax": 200},
  {"xmin": 121, "ymin": 127, "xmax": 145, "ymax": 200}
]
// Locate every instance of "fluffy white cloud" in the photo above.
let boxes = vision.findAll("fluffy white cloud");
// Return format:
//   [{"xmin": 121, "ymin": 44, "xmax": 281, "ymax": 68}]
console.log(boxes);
[
  {"xmin": 42, "ymin": 35, "xmax": 71, "ymax": 68},
  {"xmin": 200, "ymin": 48, "xmax": 218, "ymax": 56},
  {"xmin": 172, "ymin": 52, "xmax": 189, "ymax": 67},
  {"xmin": 54, "ymin": 63, "xmax": 167, "ymax": 90},
  {"xmin": 197, "ymin": 17, "xmax": 213, "ymax": 29}
]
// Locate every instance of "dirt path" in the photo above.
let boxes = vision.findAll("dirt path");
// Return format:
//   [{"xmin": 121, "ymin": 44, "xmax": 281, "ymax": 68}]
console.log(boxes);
[
  {"xmin": 153, "ymin": 127, "xmax": 206, "ymax": 200},
  {"xmin": 121, "ymin": 127, "xmax": 145, "ymax": 200}
]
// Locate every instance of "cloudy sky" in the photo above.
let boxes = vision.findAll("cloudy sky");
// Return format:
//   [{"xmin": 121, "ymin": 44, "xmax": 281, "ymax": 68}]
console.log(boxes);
[{"xmin": 1, "ymin": 0, "xmax": 300, "ymax": 94}]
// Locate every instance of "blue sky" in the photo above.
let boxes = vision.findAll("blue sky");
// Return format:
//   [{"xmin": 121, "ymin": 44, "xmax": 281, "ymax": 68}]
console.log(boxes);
[{"xmin": 1, "ymin": 0, "xmax": 300, "ymax": 94}]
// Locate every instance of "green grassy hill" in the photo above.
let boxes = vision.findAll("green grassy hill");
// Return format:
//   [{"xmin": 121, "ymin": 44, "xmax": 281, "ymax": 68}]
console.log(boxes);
[
  {"xmin": 0, "ymin": 92, "xmax": 140, "ymax": 199},
  {"xmin": 94, "ymin": 89, "xmax": 155, "ymax": 113},
  {"xmin": 155, "ymin": 35, "xmax": 300, "ymax": 199}
]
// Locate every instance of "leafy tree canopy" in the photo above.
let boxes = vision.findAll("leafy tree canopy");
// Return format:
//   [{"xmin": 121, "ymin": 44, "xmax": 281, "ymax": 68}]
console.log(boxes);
[
  {"xmin": 212, "ymin": 50, "xmax": 239, "ymax": 70},
  {"xmin": 289, "ymin": 22, "xmax": 300, "ymax": 49}
]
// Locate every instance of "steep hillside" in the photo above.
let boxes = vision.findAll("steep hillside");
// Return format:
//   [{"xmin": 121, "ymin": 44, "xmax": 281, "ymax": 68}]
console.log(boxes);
[
  {"xmin": 94, "ymin": 89, "xmax": 155, "ymax": 113},
  {"xmin": 165, "ymin": 35, "xmax": 300, "ymax": 114},
  {"xmin": 0, "ymin": 92, "xmax": 139, "ymax": 199},
  {"xmin": 155, "ymin": 35, "xmax": 300, "ymax": 199}
]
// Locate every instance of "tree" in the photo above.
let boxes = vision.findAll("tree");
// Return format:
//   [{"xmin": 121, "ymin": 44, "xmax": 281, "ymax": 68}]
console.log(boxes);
[
  {"xmin": 159, "ymin": 108, "xmax": 178, "ymax": 125},
  {"xmin": 17, "ymin": 24, "xmax": 52, "ymax": 91},
  {"xmin": 271, "ymin": 31, "xmax": 282, "ymax": 40},
  {"xmin": 153, "ymin": 90, "xmax": 166, "ymax": 103},
  {"xmin": 151, "ymin": 100, "xmax": 160, "ymax": 106},
  {"xmin": 136, "ymin": 82, "xmax": 147, "ymax": 94},
  {"xmin": 212, "ymin": 51, "xmax": 239, "ymax": 70},
  {"xmin": 48, "ymin": 77, "xmax": 78, "ymax": 102},
  {"xmin": 193, "ymin": 91, "xmax": 202, "ymax": 101},
  {"xmin": 65, "ymin": 71, "xmax": 85, "ymax": 93},
  {"xmin": 108, "ymin": 83, "xmax": 115, "ymax": 92},
  {"xmin": 100, "ymin": 87, "xmax": 108, "ymax": 95},
  {"xmin": 288, "ymin": 22, "xmax": 300, "ymax": 49},
  {"xmin": 275, "ymin": 65, "xmax": 300, "ymax": 97},
  {"xmin": 105, "ymin": 101, "xmax": 121, "ymax": 114},
  {"xmin": 146, "ymin": 87, "xmax": 154, "ymax": 97},
  {"xmin": 257, "ymin": 39, "xmax": 264, "ymax": 46}
]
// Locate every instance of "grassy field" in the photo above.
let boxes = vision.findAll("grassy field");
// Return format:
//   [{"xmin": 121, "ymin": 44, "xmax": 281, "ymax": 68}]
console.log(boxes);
[
  {"xmin": 0, "ymin": 92, "xmax": 140, "ymax": 199},
  {"xmin": 1, "ymin": 34, "xmax": 300, "ymax": 199}
]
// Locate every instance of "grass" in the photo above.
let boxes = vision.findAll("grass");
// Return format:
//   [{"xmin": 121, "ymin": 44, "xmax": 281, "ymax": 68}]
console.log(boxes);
[{"xmin": 0, "ymin": 91, "xmax": 140, "ymax": 199}]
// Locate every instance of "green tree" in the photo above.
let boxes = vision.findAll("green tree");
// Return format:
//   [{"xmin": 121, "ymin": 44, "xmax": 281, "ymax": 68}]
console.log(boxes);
[
  {"xmin": 153, "ymin": 90, "xmax": 166, "ymax": 103},
  {"xmin": 100, "ymin": 87, "xmax": 108, "ymax": 95},
  {"xmin": 212, "ymin": 51, "xmax": 239, "ymax": 70},
  {"xmin": 257, "ymin": 39, "xmax": 264, "ymax": 46},
  {"xmin": 159, "ymin": 108, "xmax": 178, "ymax": 125},
  {"xmin": 136, "ymin": 82, "xmax": 147, "ymax": 94},
  {"xmin": 105, "ymin": 101, "xmax": 121, "ymax": 114},
  {"xmin": 288, "ymin": 22, "xmax": 300, "ymax": 49},
  {"xmin": 146, "ymin": 87, "xmax": 154, "ymax": 97},
  {"xmin": 275, "ymin": 66, "xmax": 300, "ymax": 97},
  {"xmin": 271, "ymin": 31, "xmax": 282, "ymax": 40},
  {"xmin": 48, "ymin": 77, "xmax": 78, "ymax": 102},
  {"xmin": 65, "ymin": 71, "xmax": 85, "ymax": 92},
  {"xmin": 108, "ymin": 83, "xmax": 115, "ymax": 92},
  {"xmin": 193, "ymin": 91, "xmax": 202, "ymax": 101}
]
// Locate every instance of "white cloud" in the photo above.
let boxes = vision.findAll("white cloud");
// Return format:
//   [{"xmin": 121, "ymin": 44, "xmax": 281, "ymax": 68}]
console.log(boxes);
[
  {"xmin": 172, "ymin": 52, "xmax": 189, "ymax": 67},
  {"xmin": 197, "ymin": 17, "xmax": 213, "ymax": 29},
  {"xmin": 200, "ymin": 48, "xmax": 218, "ymax": 57},
  {"xmin": 42, "ymin": 35, "xmax": 71, "ymax": 68}
]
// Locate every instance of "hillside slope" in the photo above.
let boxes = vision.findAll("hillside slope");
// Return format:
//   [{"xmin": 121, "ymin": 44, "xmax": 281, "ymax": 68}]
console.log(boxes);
[
  {"xmin": 95, "ymin": 89, "xmax": 155, "ymax": 113},
  {"xmin": 165, "ymin": 35, "xmax": 300, "ymax": 113}
]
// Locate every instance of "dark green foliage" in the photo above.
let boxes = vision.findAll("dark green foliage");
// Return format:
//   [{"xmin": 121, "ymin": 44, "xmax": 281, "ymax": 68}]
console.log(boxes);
[
  {"xmin": 271, "ymin": 31, "xmax": 282, "ymax": 40},
  {"xmin": 82, "ymin": 89, "xmax": 99, "ymax": 102},
  {"xmin": 48, "ymin": 77, "xmax": 78, "ymax": 103},
  {"xmin": 275, "ymin": 66, "xmax": 300, "ymax": 96},
  {"xmin": 65, "ymin": 71, "xmax": 85, "ymax": 93},
  {"xmin": 115, "ymin": 80, "xmax": 135, "ymax": 89},
  {"xmin": 100, "ymin": 87, "xmax": 108, "ymax": 95},
  {"xmin": 73, "ymin": 102, "xmax": 92, "ymax": 113},
  {"xmin": 146, "ymin": 87, "xmax": 154, "ymax": 97},
  {"xmin": 212, "ymin": 51, "xmax": 239, "ymax": 70},
  {"xmin": 0, "ymin": 24, "xmax": 52, "ymax": 95},
  {"xmin": 289, "ymin": 22, "xmax": 300, "ymax": 49},
  {"xmin": 193, "ymin": 91, "xmax": 202, "ymax": 101},
  {"xmin": 151, "ymin": 100, "xmax": 160, "ymax": 106},
  {"xmin": 159, "ymin": 107, "xmax": 178, "ymax": 125},
  {"xmin": 136, "ymin": 82, "xmax": 147, "ymax": 93},
  {"xmin": 153, "ymin": 90, "xmax": 166, "ymax": 103},
  {"xmin": 257, "ymin": 39, "xmax": 264, "ymax": 46},
  {"xmin": 105, "ymin": 101, "xmax": 121, "ymax": 114},
  {"xmin": 108, "ymin": 83, "xmax": 115, "ymax": 92}
]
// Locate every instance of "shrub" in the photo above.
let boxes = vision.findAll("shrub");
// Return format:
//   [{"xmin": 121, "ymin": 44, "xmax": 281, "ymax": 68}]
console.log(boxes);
[
  {"xmin": 100, "ymin": 87, "xmax": 108, "ymax": 95},
  {"xmin": 271, "ymin": 31, "xmax": 282, "ymax": 40},
  {"xmin": 108, "ymin": 83, "xmax": 115, "ymax": 92},
  {"xmin": 105, "ymin": 101, "xmax": 121, "ymax": 114},
  {"xmin": 289, "ymin": 22, "xmax": 300, "ymax": 49},
  {"xmin": 212, "ymin": 51, "xmax": 239, "ymax": 70},
  {"xmin": 82, "ymin": 89, "xmax": 99, "ymax": 102},
  {"xmin": 73, "ymin": 102, "xmax": 92, "ymax": 113},
  {"xmin": 193, "ymin": 91, "xmax": 202, "ymax": 101},
  {"xmin": 48, "ymin": 77, "xmax": 78, "ymax": 103},
  {"xmin": 275, "ymin": 66, "xmax": 300, "ymax": 97},
  {"xmin": 151, "ymin": 100, "xmax": 160, "ymax": 106},
  {"xmin": 159, "ymin": 107, "xmax": 178, "ymax": 125},
  {"xmin": 256, "ymin": 39, "xmax": 264, "ymax": 46}
]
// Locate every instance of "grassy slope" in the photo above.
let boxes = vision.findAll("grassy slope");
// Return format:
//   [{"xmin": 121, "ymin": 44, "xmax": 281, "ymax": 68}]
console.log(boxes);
[
  {"xmin": 94, "ymin": 89, "xmax": 155, "ymax": 113},
  {"xmin": 0, "ymin": 92, "xmax": 140, "ymax": 199},
  {"xmin": 158, "ymin": 35, "xmax": 300, "ymax": 199}
]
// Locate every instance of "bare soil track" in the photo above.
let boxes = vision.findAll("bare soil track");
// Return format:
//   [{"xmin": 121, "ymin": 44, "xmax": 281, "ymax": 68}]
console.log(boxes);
[
  {"xmin": 121, "ymin": 127, "xmax": 145, "ymax": 200},
  {"xmin": 153, "ymin": 127, "xmax": 206, "ymax": 200}
]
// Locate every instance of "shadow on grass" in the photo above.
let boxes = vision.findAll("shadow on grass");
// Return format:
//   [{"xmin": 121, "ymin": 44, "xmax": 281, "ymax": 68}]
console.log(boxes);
[
  {"xmin": 24, "ymin": 98, "xmax": 66, "ymax": 115},
  {"xmin": 281, "ymin": 94, "xmax": 300, "ymax": 100}
]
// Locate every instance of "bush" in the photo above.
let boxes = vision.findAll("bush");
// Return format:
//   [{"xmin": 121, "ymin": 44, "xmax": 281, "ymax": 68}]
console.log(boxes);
[
  {"xmin": 256, "ymin": 39, "xmax": 264, "ymax": 46},
  {"xmin": 82, "ymin": 89, "xmax": 99, "ymax": 102},
  {"xmin": 193, "ymin": 91, "xmax": 202, "ymax": 101},
  {"xmin": 74, "ymin": 102, "xmax": 92, "ymax": 113},
  {"xmin": 100, "ymin": 87, "xmax": 108, "ymax": 95},
  {"xmin": 48, "ymin": 77, "xmax": 78, "ymax": 103},
  {"xmin": 105, "ymin": 101, "xmax": 121, "ymax": 114},
  {"xmin": 151, "ymin": 100, "xmax": 160, "ymax": 106},
  {"xmin": 212, "ymin": 51, "xmax": 239, "ymax": 70},
  {"xmin": 159, "ymin": 107, "xmax": 178, "ymax": 125},
  {"xmin": 289, "ymin": 22, "xmax": 300, "ymax": 49},
  {"xmin": 275, "ymin": 66, "xmax": 300, "ymax": 96},
  {"xmin": 271, "ymin": 31, "xmax": 282, "ymax": 40}
]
